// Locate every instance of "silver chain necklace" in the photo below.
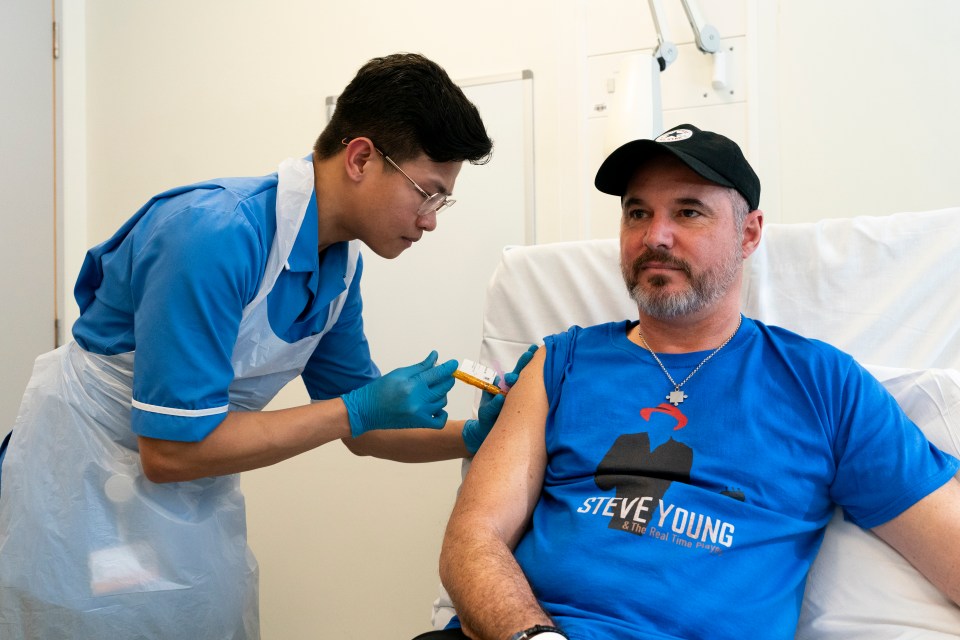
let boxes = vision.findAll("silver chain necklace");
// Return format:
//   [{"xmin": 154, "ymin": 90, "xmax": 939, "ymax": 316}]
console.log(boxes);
[{"xmin": 635, "ymin": 314, "xmax": 743, "ymax": 406}]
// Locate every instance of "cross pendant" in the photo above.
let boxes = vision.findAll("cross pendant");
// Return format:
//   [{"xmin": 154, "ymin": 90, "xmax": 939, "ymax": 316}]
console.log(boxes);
[{"xmin": 667, "ymin": 389, "xmax": 688, "ymax": 406}]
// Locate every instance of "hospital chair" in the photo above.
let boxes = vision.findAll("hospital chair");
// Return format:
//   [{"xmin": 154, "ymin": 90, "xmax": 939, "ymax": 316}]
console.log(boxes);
[{"xmin": 432, "ymin": 206, "xmax": 960, "ymax": 638}]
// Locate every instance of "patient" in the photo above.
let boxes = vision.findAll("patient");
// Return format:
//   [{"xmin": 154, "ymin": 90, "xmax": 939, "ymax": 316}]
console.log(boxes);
[{"xmin": 413, "ymin": 124, "xmax": 960, "ymax": 640}]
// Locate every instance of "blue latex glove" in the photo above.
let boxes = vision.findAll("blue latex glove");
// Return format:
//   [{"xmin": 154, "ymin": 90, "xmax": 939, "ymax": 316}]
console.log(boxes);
[
  {"xmin": 462, "ymin": 344, "xmax": 538, "ymax": 454},
  {"xmin": 501, "ymin": 343, "xmax": 538, "ymax": 389},
  {"xmin": 343, "ymin": 351, "xmax": 458, "ymax": 438}
]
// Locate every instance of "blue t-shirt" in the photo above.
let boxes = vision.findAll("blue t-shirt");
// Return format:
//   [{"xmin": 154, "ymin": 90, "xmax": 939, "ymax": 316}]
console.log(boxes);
[
  {"xmin": 505, "ymin": 319, "xmax": 957, "ymax": 640},
  {"xmin": 71, "ymin": 166, "xmax": 379, "ymax": 442}
]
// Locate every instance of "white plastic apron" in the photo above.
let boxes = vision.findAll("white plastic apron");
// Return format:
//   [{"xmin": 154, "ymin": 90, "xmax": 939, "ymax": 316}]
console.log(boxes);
[{"xmin": 0, "ymin": 157, "xmax": 359, "ymax": 639}]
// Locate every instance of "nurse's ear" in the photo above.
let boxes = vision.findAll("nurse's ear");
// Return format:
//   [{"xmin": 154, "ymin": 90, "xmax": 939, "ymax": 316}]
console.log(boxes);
[{"xmin": 341, "ymin": 136, "xmax": 377, "ymax": 184}]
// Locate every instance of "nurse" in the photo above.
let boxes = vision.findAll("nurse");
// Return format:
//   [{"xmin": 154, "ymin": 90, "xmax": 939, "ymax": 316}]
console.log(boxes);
[{"xmin": 0, "ymin": 53, "xmax": 528, "ymax": 639}]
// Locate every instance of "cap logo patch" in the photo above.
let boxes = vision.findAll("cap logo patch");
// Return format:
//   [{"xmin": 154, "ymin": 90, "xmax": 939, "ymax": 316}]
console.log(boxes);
[{"xmin": 655, "ymin": 129, "xmax": 693, "ymax": 143}]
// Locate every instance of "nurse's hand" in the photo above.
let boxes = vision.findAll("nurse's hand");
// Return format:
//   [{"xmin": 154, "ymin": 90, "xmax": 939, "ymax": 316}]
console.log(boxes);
[
  {"xmin": 461, "ymin": 390, "xmax": 504, "ymax": 454},
  {"xmin": 502, "ymin": 344, "xmax": 538, "ymax": 389},
  {"xmin": 342, "ymin": 351, "xmax": 457, "ymax": 438},
  {"xmin": 461, "ymin": 343, "xmax": 539, "ymax": 454}
]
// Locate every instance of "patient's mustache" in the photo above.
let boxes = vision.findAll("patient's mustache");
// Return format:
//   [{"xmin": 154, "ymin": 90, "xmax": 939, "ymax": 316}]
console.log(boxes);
[{"xmin": 632, "ymin": 250, "xmax": 692, "ymax": 278}]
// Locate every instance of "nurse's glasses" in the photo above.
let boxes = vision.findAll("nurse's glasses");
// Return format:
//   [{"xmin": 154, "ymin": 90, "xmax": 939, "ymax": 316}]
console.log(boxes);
[{"xmin": 341, "ymin": 137, "xmax": 456, "ymax": 217}]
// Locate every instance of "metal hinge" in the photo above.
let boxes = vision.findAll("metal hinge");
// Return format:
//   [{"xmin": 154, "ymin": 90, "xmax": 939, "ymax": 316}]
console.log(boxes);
[{"xmin": 52, "ymin": 20, "xmax": 60, "ymax": 59}]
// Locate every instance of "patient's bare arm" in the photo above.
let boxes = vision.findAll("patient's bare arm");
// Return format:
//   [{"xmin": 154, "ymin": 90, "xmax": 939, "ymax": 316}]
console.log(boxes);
[
  {"xmin": 439, "ymin": 348, "xmax": 556, "ymax": 639},
  {"xmin": 872, "ymin": 476, "xmax": 960, "ymax": 606}
]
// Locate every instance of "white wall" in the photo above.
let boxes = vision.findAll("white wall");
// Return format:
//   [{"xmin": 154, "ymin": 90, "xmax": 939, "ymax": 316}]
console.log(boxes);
[
  {"xmin": 81, "ymin": 0, "xmax": 581, "ymax": 249},
  {"xmin": 61, "ymin": 1, "xmax": 960, "ymax": 638},
  {"xmin": 581, "ymin": 0, "xmax": 752, "ymax": 238},
  {"xmin": 769, "ymin": 0, "xmax": 960, "ymax": 222}
]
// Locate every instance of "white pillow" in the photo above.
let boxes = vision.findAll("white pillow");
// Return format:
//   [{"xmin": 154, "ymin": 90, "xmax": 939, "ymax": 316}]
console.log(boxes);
[{"xmin": 795, "ymin": 366, "xmax": 960, "ymax": 639}]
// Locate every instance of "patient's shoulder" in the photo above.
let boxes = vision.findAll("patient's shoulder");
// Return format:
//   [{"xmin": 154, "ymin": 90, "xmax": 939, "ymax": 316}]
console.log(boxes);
[
  {"xmin": 547, "ymin": 320, "xmax": 632, "ymax": 342},
  {"xmin": 750, "ymin": 317, "xmax": 856, "ymax": 361}
]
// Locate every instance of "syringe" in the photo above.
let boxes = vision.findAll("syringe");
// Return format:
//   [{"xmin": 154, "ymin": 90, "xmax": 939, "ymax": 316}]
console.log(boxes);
[{"xmin": 452, "ymin": 359, "xmax": 505, "ymax": 395}]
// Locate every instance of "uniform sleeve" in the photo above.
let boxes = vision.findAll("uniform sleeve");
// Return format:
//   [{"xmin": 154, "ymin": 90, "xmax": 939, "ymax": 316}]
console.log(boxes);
[
  {"xmin": 130, "ymin": 204, "xmax": 265, "ymax": 441},
  {"xmin": 830, "ymin": 361, "xmax": 960, "ymax": 529},
  {"xmin": 301, "ymin": 256, "xmax": 380, "ymax": 399}
]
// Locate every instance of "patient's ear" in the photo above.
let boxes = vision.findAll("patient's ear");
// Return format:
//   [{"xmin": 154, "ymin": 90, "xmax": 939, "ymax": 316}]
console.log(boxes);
[{"xmin": 741, "ymin": 209, "xmax": 764, "ymax": 259}]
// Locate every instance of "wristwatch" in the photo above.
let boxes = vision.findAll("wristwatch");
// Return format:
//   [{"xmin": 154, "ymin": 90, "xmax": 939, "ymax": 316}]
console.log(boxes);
[{"xmin": 508, "ymin": 625, "xmax": 568, "ymax": 640}]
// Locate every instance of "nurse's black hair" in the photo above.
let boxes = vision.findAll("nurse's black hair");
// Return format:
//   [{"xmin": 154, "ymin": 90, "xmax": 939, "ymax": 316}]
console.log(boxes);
[{"xmin": 314, "ymin": 53, "xmax": 492, "ymax": 165}]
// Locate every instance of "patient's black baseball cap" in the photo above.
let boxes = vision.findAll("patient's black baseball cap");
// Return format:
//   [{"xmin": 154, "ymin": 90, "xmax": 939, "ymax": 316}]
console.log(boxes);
[{"xmin": 594, "ymin": 124, "xmax": 761, "ymax": 211}]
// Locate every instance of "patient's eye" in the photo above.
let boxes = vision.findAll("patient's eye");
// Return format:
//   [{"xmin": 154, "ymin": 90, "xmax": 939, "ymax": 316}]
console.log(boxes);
[
  {"xmin": 678, "ymin": 208, "xmax": 702, "ymax": 219},
  {"xmin": 624, "ymin": 208, "xmax": 649, "ymax": 220}
]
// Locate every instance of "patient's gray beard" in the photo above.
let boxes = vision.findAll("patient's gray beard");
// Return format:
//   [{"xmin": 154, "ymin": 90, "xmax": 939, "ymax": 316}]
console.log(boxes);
[{"xmin": 623, "ymin": 249, "xmax": 742, "ymax": 319}]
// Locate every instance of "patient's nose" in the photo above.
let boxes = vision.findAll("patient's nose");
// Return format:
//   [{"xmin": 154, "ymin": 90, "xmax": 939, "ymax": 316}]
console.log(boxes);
[{"xmin": 644, "ymin": 214, "xmax": 675, "ymax": 249}]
